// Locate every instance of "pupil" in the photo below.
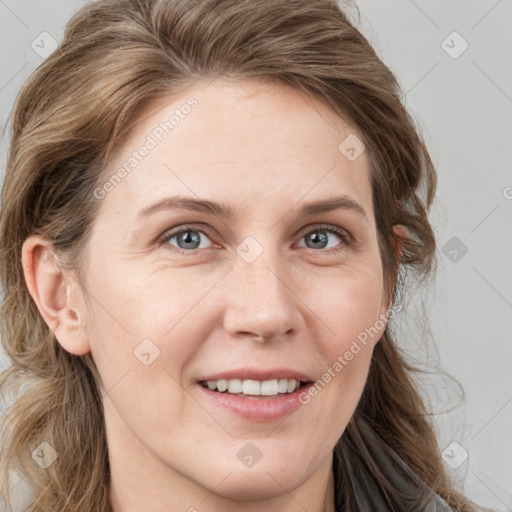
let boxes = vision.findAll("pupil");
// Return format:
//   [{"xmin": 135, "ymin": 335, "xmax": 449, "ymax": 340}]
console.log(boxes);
[
  {"xmin": 180, "ymin": 231, "xmax": 200, "ymax": 249},
  {"xmin": 308, "ymin": 231, "xmax": 327, "ymax": 249}
]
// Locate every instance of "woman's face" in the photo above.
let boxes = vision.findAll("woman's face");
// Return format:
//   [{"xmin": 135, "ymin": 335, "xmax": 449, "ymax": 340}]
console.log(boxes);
[{"xmin": 48, "ymin": 79, "xmax": 396, "ymax": 507}]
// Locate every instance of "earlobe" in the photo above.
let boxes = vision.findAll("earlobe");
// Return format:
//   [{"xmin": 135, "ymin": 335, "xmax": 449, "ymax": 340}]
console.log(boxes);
[
  {"xmin": 21, "ymin": 235, "xmax": 91, "ymax": 356},
  {"xmin": 391, "ymin": 224, "xmax": 407, "ymax": 259},
  {"xmin": 381, "ymin": 224, "xmax": 408, "ymax": 316}
]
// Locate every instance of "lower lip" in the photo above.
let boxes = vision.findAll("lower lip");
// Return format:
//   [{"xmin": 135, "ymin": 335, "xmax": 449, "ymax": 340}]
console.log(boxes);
[{"xmin": 197, "ymin": 383, "xmax": 314, "ymax": 422}]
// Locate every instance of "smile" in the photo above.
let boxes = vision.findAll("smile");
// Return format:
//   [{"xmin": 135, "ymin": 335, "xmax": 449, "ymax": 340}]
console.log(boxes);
[
  {"xmin": 198, "ymin": 379, "xmax": 315, "ymax": 422},
  {"xmin": 200, "ymin": 378, "xmax": 305, "ymax": 397}
]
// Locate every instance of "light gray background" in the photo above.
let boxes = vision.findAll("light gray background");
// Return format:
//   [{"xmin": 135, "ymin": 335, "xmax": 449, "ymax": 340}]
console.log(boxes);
[{"xmin": 0, "ymin": 1, "xmax": 510, "ymax": 511}]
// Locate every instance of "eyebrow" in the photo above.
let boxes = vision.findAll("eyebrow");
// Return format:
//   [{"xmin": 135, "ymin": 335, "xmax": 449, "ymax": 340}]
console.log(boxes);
[{"xmin": 137, "ymin": 194, "xmax": 369, "ymax": 222}]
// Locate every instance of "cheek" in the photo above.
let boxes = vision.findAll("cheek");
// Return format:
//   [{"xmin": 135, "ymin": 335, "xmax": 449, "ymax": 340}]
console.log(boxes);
[
  {"xmin": 82, "ymin": 259, "xmax": 217, "ymax": 398},
  {"xmin": 305, "ymin": 263, "xmax": 385, "ymax": 347},
  {"xmin": 298, "ymin": 264, "xmax": 385, "ymax": 408}
]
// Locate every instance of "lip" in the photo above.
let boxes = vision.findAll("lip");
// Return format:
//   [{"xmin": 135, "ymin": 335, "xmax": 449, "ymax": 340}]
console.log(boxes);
[
  {"xmin": 197, "ymin": 381, "xmax": 315, "ymax": 422},
  {"xmin": 197, "ymin": 367, "xmax": 314, "ymax": 383}
]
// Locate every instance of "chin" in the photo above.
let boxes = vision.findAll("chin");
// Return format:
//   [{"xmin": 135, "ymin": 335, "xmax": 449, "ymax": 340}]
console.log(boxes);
[{"xmin": 211, "ymin": 467, "xmax": 306, "ymax": 502}]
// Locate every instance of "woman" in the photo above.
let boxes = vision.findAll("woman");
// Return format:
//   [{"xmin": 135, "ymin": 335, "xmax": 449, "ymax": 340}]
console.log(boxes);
[{"xmin": 0, "ymin": 0, "xmax": 485, "ymax": 510}]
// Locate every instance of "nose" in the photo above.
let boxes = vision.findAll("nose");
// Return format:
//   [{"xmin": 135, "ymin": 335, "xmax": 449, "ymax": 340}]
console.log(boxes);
[{"xmin": 222, "ymin": 253, "xmax": 302, "ymax": 344}]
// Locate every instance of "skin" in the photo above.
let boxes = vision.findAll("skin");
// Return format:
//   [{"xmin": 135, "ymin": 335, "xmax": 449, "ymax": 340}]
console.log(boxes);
[{"xmin": 22, "ymin": 78, "xmax": 404, "ymax": 512}]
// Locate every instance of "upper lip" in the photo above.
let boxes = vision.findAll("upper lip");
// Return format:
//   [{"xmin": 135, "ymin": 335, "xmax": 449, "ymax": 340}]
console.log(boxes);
[{"xmin": 198, "ymin": 368, "xmax": 314, "ymax": 383}]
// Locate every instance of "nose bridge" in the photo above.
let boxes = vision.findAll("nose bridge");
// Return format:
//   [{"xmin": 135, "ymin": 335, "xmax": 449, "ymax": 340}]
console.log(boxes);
[{"xmin": 222, "ymin": 244, "xmax": 299, "ymax": 340}]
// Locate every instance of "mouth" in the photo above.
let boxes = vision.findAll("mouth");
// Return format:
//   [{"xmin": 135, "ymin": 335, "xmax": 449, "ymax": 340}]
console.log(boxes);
[
  {"xmin": 199, "ymin": 378, "xmax": 312, "ymax": 399},
  {"xmin": 197, "ymin": 378, "xmax": 315, "ymax": 421}
]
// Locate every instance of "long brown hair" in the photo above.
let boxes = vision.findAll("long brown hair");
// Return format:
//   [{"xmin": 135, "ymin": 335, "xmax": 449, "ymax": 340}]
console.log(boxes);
[{"xmin": 0, "ymin": 0, "xmax": 481, "ymax": 510}]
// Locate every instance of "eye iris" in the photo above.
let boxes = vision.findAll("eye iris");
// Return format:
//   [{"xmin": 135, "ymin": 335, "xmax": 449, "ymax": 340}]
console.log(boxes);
[
  {"xmin": 307, "ymin": 231, "xmax": 329, "ymax": 249},
  {"xmin": 177, "ymin": 230, "xmax": 201, "ymax": 250}
]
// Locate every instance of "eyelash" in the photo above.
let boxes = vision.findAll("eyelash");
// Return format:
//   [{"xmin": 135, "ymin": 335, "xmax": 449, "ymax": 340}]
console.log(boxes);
[{"xmin": 156, "ymin": 224, "xmax": 353, "ymax": 256}]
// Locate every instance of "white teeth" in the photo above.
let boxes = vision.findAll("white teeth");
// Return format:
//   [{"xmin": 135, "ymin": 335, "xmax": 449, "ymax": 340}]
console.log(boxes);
[
  {"xmin": 242, "ymin": 380, "xmax": 261, "ymax": 395},
  {"xmin": 203, "ymin": 378, "xmax": 302, "ymax": 396},
  {"xmin": 227, "ymin": 379, "xmax": 242, "ymax": 394},
  {"xmin": 260, "ymin": 379, "xmax": 278, "ymax": 396},
  {"xmin": 217, "ymin": 379, "xmax": 228, "ymax": 392},
  {"xmin": 278, "ymin": 378, "xmax": 288, "ymax": 394}
]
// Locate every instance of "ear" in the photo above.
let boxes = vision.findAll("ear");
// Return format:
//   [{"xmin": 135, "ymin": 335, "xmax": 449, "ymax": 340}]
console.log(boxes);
[
  {"xmin": 21, "ymin": 235, "xmax": 91, "ymax": 355},
  {"xmin": 391, "ymin": 224, "xmax": 407, "ymax": 260},
  {"xmin": 381, "ymin": 224, "xmax": 408, "ymax": 315}
]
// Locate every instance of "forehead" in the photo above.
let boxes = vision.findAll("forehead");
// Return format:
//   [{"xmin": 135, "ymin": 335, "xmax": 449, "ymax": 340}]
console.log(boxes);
[{"xmin": 99, "ymin": 78, "xmax": 373, "ymax": 220}]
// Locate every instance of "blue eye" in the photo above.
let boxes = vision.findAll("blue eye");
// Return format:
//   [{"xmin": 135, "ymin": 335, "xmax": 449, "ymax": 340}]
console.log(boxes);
[
  {"xmin": 158, "ymin": 227, "xmax": 214, "ymax": 253},
  {"xmin": 296, "ymin": 226, "xmax": 351, "ymax": 252},
  {"xmin": 157, "ymin": 224, "xmax": 352, "ymax": 255}
]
